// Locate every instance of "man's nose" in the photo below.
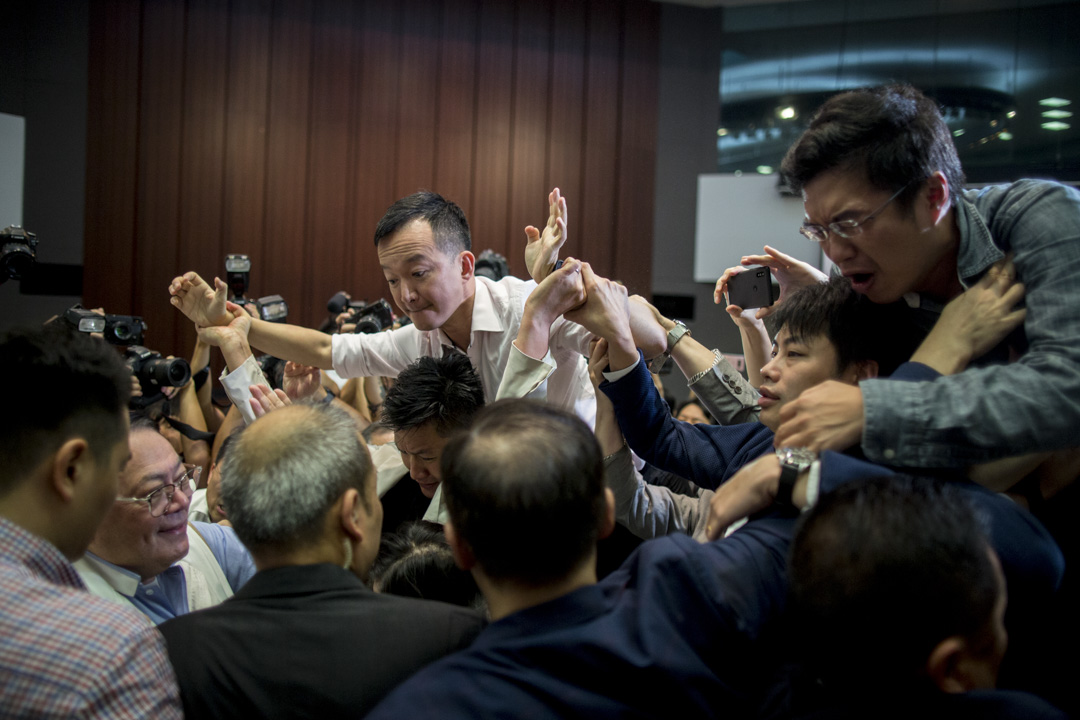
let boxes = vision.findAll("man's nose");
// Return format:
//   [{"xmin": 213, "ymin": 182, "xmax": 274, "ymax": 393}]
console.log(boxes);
[{"xmin": 822, "ymin": 233, "xmax": 856, "ymax": 264}]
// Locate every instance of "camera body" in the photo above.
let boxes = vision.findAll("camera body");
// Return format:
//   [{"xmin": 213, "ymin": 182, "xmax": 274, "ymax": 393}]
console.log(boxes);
[
  {"xmin": 475, "ymin": 249, "xmax": 510, "ymax": 282},
  {"xmin": 345, "ymin": 298, "xmax": 394, "ymax": 334},
  {"xmin": 255, "ymin": 294, "xmax": 289, "ymax": 323},
  {"xmin": 61, "ymin": 305, "xmax": 147, "ymax": 346},
  {"xmin": 126, "ymin": 345, "xmax": 191, "ymax": 404},
  {"xmin": 0, "ymin": 225, "xmax": 38, "ymax": 284}
]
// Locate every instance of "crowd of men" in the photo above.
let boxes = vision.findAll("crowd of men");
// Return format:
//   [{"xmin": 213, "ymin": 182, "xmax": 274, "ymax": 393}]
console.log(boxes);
[{"xmin": 2, "ymin": 84, "xmax": 1077, "ymax": 718}]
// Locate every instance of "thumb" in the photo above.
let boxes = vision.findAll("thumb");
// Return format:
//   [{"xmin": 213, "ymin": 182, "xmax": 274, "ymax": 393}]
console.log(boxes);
[{"xmin": 524, "ymin": 226, "xmax": 540, "ymax": 244}]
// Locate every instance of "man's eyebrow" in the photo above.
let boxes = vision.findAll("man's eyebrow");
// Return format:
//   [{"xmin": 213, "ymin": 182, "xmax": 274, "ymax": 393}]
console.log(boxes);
[
  {"xmin": 137, "ymin": 461, "xmax": 183, "ymax": 492},
  {"xmin": 380, "ymin": 253, "xmax": 431, "ymax": 270}
]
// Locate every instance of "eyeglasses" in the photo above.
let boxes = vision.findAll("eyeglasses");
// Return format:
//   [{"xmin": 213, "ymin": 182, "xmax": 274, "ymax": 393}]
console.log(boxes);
[
  {"xmin": 799, "ymin": 182, "xmax": 912, "ymax": 244},
  {"xmin": 116, "ymin": 464, "xmax": 200, "ymax": 517}
]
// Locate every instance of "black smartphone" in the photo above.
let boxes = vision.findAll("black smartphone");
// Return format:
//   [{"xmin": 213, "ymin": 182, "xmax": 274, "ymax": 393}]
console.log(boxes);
[{"xmin": 726, "ymin": 266, "xmax": 775, "ymax": 309}]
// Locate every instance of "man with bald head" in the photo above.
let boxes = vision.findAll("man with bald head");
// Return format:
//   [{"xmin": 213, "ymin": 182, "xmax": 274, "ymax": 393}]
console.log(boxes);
[{"xmin": 159, "ymin": 402, "xmax": 483, "ymax": 718}]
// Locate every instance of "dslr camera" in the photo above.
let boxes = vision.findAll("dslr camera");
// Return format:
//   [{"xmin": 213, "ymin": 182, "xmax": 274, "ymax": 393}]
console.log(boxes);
[
  {"xmin": 327, "ymin": 293, "xmax": 394, "ymax": 334},
  {"xmin": 126, "ymin": 346, "xmax": 191, "ymax": 405},
  {"xmin": 0, "ymin": 225, "xmax": 38, "ymax": 284}
]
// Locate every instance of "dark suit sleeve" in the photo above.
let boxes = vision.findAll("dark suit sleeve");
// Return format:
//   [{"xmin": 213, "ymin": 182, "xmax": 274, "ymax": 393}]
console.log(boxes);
[{"xmin": 600, "ymin": 357, "xmax": 768, "ymax": 490}]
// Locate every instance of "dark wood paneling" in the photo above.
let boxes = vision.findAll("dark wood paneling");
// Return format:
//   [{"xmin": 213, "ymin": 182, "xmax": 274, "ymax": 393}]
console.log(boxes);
[
  {"xmin": 614, "ymin": 0, "xmax": 659, "ymax": 296},
  {"xmin": 580, "ymin": 0, "xmax": 621, "ymax": 279},
  {"xmin": 505, "ymin": 0, "xmax": 552, "ymax": 275},
  {"xmin": 469, "ymin": 0, "xmax": 515, "ymax": 256},
  {"xmin": 176, "ymin": 0, "xmax": 229, "ymax": 356},
  {"xmin": 84, "ymin": 0, "xmax": 140, "ymax": 315},
  {"xmin": 134, "ymin": 0, "xmax": 186, "ymax": 354},
  {"xmin": 261, "ymin": 0, "xmax": 313, "ymax": 338},
  {"xmin": 86, "ymin": 0, "xmax": 660, "ymax": 355},
  {"xmin": 434, "ymin": 0, "xmax": 479, "ymax": 217}
]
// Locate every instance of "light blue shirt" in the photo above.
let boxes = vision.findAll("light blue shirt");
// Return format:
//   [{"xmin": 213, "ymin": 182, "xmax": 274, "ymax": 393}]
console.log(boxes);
[
  {"xmin": 82, "ymin": 522, "xmax": 255, "ymax": 625},
  {"xmin": 860, "ymin": 179, "xmax": 1080, "ymax": 467}
]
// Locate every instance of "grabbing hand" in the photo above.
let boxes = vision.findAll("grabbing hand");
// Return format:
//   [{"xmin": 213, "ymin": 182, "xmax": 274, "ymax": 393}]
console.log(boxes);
[
  {"xmin": 169, "ymin": 272, "xmax": 231, "ymax": 327},
  {"xmin": 524, "ymin": 187, "xmax": 568, "ymax": 282},
  {"xmin": 911, "ymin": 256, "xmax": 1026, "ymax": 374},
  {"xmin": 564, "ymin": 264, "xmax": 632, "ymax": 347},
  {"xmin": 526, "ymin": 256, "xmax": 587, "ymax": 324},
  {"xmin": 282, "ymin": 361, "xmax": 323, "ymax": 401},
  {"xmin": 250, "ymin": 383, "xmax": 292, "ymax": 419},
  {"xmin": 587, "ymin": 337, "xmax": 610, "ymax": 391},
  {"xmin": 774, "ymin": 380, "xmax": 864, "ymax": 453},
  {"xmin": 196, "ymin": 302, "xmax": 252, "ymax": 349},
  {"xmin": 736, "ymin": 246, "xmax": 827, "ymax": 319},
  {"xmin": 714, "ymin": 265, "xmax": 767, "ymax": 330},
  {"xmin": 705, "ymin": 453, "xmax": 782, "ymax": 541}
]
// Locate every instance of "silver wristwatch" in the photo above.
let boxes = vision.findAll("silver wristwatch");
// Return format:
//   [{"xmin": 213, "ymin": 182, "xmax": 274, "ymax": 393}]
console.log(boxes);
[
  {"xmin": 775, "ymin": 447, "xmax": 816, "ymax": 507},
  {"xmin": 648, "ymin": 320, "xmax": 690, "ymax": 374}
]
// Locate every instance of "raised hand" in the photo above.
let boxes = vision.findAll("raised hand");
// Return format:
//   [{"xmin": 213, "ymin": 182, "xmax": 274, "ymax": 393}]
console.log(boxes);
[
  {"xmin": 282, "ymin": 361, "xmax": 323, "ymax": 401},
  {"xmin": 250, "ymin": 383, "xmax": 292, "ymax": 419},
  {"xmin": 169, "ymin": 272, "xmax": 231, "ymax": 327},
  {"xmin": 737, "ymin": 245, "xmax": 828, "ymax": 319},
  {"xmin": 524, "ymin": 187, "xmax": 568, "ymax": 282}
]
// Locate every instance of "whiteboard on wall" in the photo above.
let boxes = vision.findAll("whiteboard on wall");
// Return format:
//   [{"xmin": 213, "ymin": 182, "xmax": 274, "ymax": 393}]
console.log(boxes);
[
  {"xmin": 694, "ymin": 173, "xmax": 823, "ymax": 283},
  {"xmin": 0, "ymin": 112, "xmax": 25, "ymax": 227}
]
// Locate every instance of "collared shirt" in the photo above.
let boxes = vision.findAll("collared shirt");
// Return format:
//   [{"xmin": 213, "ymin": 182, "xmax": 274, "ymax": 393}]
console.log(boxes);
[
  {"xmin": 331, "ymin": 275, "xmax": 596, "ymax": 424},
  {"xmin": 860, "ymin": 179, "xmax": 1080, "ymax": 467},
  {"xmin": 76, "ymin": 521, "xmax": 256, "ymax": 624},
  {"xmin": 0, "ymin": 516, "xmax": 182, "ymax": 718}
]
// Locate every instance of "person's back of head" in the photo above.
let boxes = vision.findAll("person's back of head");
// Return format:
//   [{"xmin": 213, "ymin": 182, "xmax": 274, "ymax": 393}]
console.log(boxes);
[
  {"xmin": 790, "ymin": 475, "xmax": 1006, "ymax": 695},
  {"xmin": 220, "ymin": 402, "xmax": 380, "ymax": 576},
  {"xmin": 770, "ymin": 275, "xmax": 921, "ymax": 377},
  {"xmin": 440, "ymin": 399, "xmax": 610, "ymax": 589},
  {"xmin": 374, "ymin": 191, "xmax": 471, "ymax": 255},
  {"xmin": 0, "ymin": 326, "xmax": 132, "ymax": 557},
  {"xmin": 370, "ymin": 520, "xmax": 484, "ymax": 610},
  {"xmin": 780, "ymin": 84, "xmax": 965, "ymax": 211}
]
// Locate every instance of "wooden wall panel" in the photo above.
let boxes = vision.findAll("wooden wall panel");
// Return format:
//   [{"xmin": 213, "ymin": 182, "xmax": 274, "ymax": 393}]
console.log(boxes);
[
  {"xmin": 176, "ymin": 0, "xmax": 229, "ymax": 354},
  {"xmin": 614, "ymin": 0, "xmax": 659, "ymax": 296},
  {"xmin": 546, "ymin": 0, "xmax": 587, "ymax": 265},
  {"xmin": 134, "ymin": 0, "xmax": 186, "ymax": 354},
  {"xmin": 84, "ymin": 0, "xmax": 140, "ymax": 314},
  {"xmin": 506, "ymin": 0, "xmax": 552, "ymax": 275},
  {"xmin": 261, "ymin": 0, "xmax": 313, "ymax": 337},
  {"xmin": 469, "ymin": 0, "xmax": 515, "ymax": 257},
  {"xmin": 86, "ymin": 0, "xmax": 659, "ymax": 357}
]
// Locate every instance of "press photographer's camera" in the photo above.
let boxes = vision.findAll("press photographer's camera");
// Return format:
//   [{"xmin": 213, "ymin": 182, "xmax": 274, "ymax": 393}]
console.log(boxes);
[
  {"xmin": 61, "ymin": 305, "xmax": 147, "ymax": 346},
  {"xmin": 474, "ymin": 249, "xmax": 510, "ymax": 282},
  {"xmin": 225, "ymin": 253, "xmax": 251, "ymax": 301},
  {"xmin": 0, "ymin": 225, "xmax": 38, "ymax": 284},
  {"xmin": 126, "ymin": 346, "xmax": 191, "ymax": 400},
  {"xmin": 327, "ymin": 293, "xmax": 394, "ymax": 334}
]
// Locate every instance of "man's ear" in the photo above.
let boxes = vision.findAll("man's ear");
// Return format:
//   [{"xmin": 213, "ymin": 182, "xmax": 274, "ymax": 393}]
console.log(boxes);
[
  {"xmin": 339, "ymin": 488, "xmax": 365, "ymax": 542},
  {"xmin": 598, "ymin": 488, "xmax": 616, "ymax": 540},
  {"xmin": 458, "ymin": 251, "xmax": 475, "ymax": 282},
  {"xmin": 50, "ymin": 438, "xmax": 92, "ymax": 503},
  {"xmin": 444, "ymin": 521, "xmax": 475, "ymax": 571},
  {"xmin": 923, "ymin": 171, "xmax": 951, "ymax": 227},
  {"xmin": 928, "ymin": 635, "xmax": 985, "ymax": 693}
]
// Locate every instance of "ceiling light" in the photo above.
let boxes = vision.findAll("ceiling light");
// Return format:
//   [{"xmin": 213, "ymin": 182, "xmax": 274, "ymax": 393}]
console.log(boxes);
[
  {"xmin": 1006, "ymin": 111, "xmax": 1016, "ymax": 119},
  {"xmin": 1041, "ymin": 121, "xmax": 1071, "ymax": 131},
  {"xmin": 717, "ymin": 128, "xmax": 729, "ymax": 137},
  {"xmin": 756, "ymin": 165, "xmax": 773, "ymax": 174},
  {"xmin": 778, "ymin": 107, "xmax": 796, "ymax": 120},
  {"xmin": 952, "ymin": 129, "xmax": 966, "ymax": 137},
  {"xmin": 999, "ymin": 131, "xmax": 1013, "ymax": 141},
  {"xmin": 1042, "ymin": 110, "xmax": 1073, "ymax": 119},
  {"xmin": 1039, "ymin": 98, "xmax": 1070, "ymax": 107}
]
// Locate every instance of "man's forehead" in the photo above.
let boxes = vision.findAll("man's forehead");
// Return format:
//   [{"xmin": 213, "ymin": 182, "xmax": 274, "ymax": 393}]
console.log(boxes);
[
  {"xmin": 395, "ymin": 423, "xmax": 447, "ymax": 453},
  {"xmin": 378, "ymin": 220, "xmax": 442, "ymax": 265},
  {"xmin": 125, "ymin": 429, "xmax": 182, "ymax": 490}
]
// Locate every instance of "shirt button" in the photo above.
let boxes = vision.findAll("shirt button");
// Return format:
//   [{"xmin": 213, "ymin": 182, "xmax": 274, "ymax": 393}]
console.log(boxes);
[
  {"xmin": 146, "ymin": 589, "xmax": 154, "ymax": 596},
  {"xmin": 883, "ymin": 449, "xmax": 896, "ymax": 460}
]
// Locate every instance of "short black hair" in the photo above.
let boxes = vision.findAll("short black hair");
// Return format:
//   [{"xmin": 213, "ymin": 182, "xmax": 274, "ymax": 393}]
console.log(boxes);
[
  {"xmin": 381, "ymin": 354, "xmax": 485, "ymax": 437},
  {"xmin": 781, "ymin": 84, "xmax": 965, "ymax": 210},
  {"xmin": 674, "ymin": 398, "xmax": 713, "ymax": 424},
  {"xmin": 440, "ymin": 399, "xmax": 607, "ymax": 586},
  {"xmin": 789, "ymin": 475, "xmax": 998, "ymax": 691},
  {"xmin": 0, "ymin": 326, "xmax": 131, "ymax": 497},
  {"xmin": 770, "ymin": 276, "xmax": 921, "ymax": 376},
  {"xmin": 370, "ymin": 520, "xmax": 483, "ymax": 610},
  {"xmin": 373, "ymin": 191, "xmax": 471, "ymax": 255}
]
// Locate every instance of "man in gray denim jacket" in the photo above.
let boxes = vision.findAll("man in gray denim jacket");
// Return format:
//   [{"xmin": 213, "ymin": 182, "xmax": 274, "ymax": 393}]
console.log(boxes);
[{"xmin": 773, "ymin": 83, "xmax": 1080, "ymax": 470}]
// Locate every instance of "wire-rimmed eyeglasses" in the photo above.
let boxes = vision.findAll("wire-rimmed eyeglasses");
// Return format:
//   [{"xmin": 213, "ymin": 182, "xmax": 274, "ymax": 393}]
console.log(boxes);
[
  {"xmin": 115, "ymin": 464, "xmax": 200, "ymax": 517},
  {"xmin": 799, "ymin": 182, "xmax": 914, "ymax": 244}
]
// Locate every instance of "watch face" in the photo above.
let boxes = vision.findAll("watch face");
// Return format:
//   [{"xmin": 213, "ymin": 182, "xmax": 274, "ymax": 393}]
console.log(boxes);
[{"xmin": 779, "ymin": 447, "xmax": 816, "ymax": 468}]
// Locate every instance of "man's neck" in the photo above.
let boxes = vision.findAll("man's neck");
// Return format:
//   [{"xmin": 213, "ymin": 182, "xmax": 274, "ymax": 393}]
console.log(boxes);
[
  {"xmin": 913, "ymin": 208, "xmax": 964, "ymax": 301},
  {"xmin": 475, "ymin": 559, "xmax": 598, "ymax": 622},
  {"xmin": 441, "ymin": 285, "xmax": 476, "ymax": 350}
]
